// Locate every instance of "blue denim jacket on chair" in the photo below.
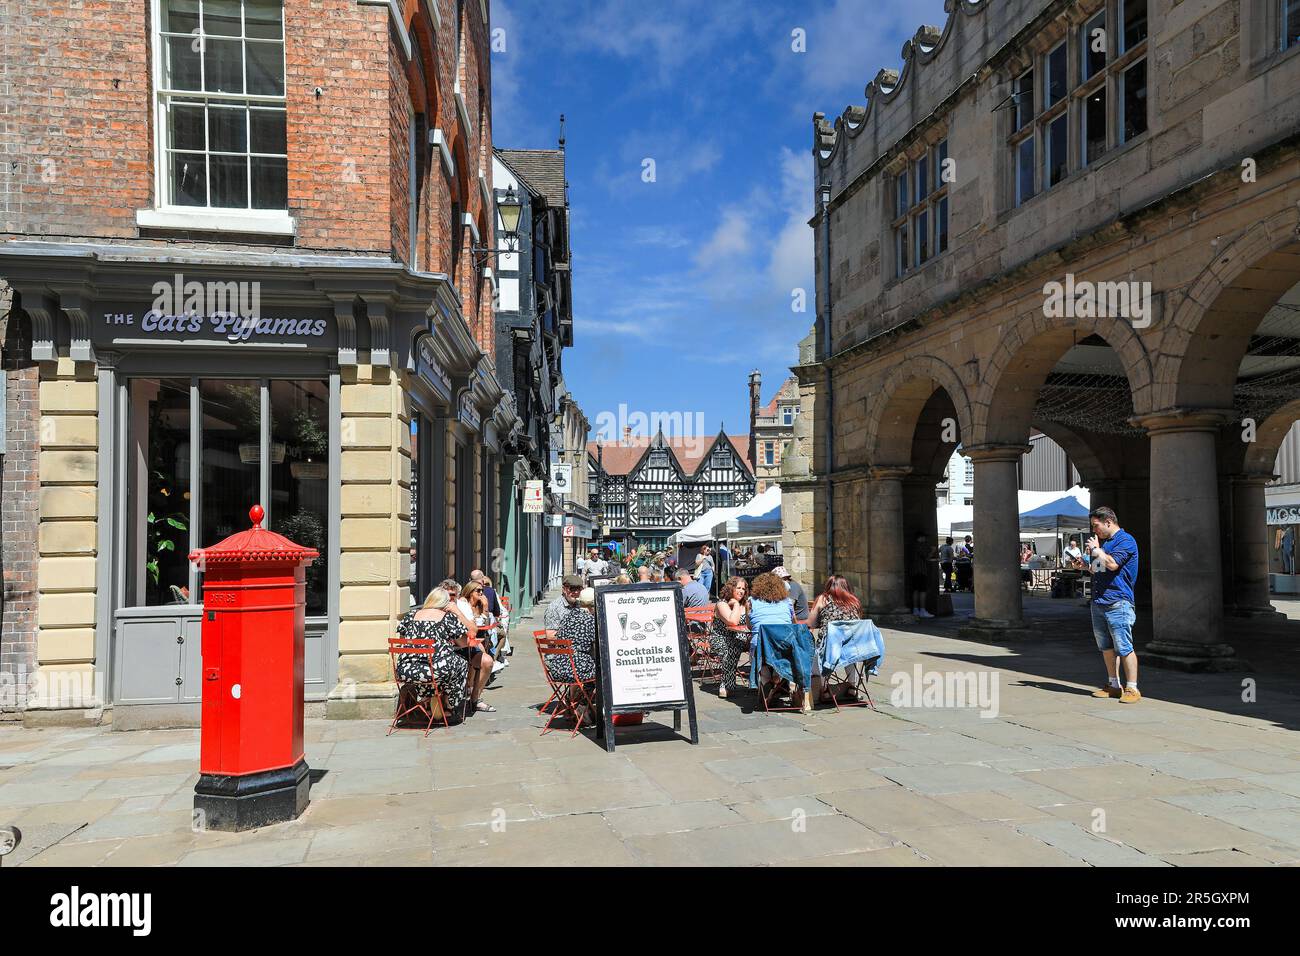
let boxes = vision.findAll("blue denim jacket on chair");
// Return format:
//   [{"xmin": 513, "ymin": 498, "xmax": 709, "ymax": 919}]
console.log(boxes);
[
  {"xmin": 751, "ymin": 623, "xmax": 816, "ymax": 689},
  {"xmin": 822, "ymin": 619, "xmax": 885, "ymax": 676}
]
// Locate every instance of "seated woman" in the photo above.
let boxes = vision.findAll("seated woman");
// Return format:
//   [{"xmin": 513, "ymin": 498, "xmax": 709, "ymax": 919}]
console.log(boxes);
[
  {"xmin": 546, "ymin": 588, "xmax": 600, "ymax": 722},
  {"xmin": 747, "ymin": 572, "xmax": 802, "ymax": 708},
  {"xmin": 710, "ymin": 576, "xmax": 750, "ymax": 699},
  {"xmin": 806, "ymin": 576, "xmax": 864, "ymax": 703},
  {"xmin": 438, "ymin": 578, "xmax": 497, "ymax": 714},
  {"xmin": 395, "ymin": 587, "xmax": 473, "ymax": 718}
]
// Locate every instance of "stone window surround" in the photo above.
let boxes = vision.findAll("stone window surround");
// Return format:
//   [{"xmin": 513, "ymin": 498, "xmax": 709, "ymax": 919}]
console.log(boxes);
[
  {"xmin": 1004, "ymin": 0, "xmax": 1149, "ymax": 212},
  {"xmin": 888, "ymin": 133, "xmax": 949, "ymax": 279}
]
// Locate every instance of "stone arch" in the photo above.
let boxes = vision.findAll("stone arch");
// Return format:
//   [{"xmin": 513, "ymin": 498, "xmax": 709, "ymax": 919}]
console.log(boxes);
[
  {"xmin": 972, "ymin": 310, "xmax": 1155, "ymax": 446},
  {"xmin": 865, "ymin": 354, "xmax": 974, "ymax": 466},
  {"xmin": 1028, "ymin": 419, "xmax": 1111, "ymax": 486},
  {"xmin": 1244, "ymin": 397, "xmax": 1300, "ymax": 475},
  {"xmin": 1153, "ymin": 206, "xmax": 1300, "ymax": 411}
]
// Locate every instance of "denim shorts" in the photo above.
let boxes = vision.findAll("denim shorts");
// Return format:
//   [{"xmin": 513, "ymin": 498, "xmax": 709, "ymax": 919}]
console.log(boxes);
[{"xmin": 1091, "ymin": 600, "xmax": 1135, "ymax": 657}]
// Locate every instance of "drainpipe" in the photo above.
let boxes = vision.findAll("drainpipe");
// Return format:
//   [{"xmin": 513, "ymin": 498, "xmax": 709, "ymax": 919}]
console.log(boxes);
[{"xmin": 818, "ymin": 180, "xmax": 835, "ymax": 577}]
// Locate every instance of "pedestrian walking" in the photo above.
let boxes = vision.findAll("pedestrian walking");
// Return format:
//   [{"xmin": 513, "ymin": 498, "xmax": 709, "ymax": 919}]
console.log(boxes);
[{"xmin": 939, "ymin": 537, "xmax": 955, "ymax": 592}]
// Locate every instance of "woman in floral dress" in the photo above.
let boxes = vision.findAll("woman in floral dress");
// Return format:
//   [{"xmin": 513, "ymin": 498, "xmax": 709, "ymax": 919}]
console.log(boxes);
[
  {"xmin": 395, "ymin": 587, "xmax": 471, "ymax": 715},
  {"xmin": 710, "ymin": 576, "xmax": 751, "ymax": 699},
  {"xmin": 806, "ymin": 576, "xmax": 864, "ymax": 703}
]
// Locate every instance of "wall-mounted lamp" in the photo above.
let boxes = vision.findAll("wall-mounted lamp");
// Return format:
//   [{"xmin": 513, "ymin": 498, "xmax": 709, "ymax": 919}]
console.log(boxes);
[{"xmin": 473, "ymin": 185, "xmax": 523, "ymax": 269}]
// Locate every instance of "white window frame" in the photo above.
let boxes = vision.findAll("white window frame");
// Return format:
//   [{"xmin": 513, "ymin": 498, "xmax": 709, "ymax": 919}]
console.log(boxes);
[
  {"xmin": 139, "ymin": 0, "xmax": 295, "ymax": 235},
  {"xmin": 781, "ymin": 406, "xmax": 795, "ymax": 426}
]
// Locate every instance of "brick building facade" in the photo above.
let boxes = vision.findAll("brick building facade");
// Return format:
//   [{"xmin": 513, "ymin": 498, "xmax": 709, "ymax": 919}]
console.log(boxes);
[{"xmin": 0, "ymin": 0, "xmax": 526, "ymax": 724}]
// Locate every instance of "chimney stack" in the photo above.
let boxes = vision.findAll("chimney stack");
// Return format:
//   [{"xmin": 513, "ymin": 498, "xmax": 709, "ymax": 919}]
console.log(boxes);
[
  {"xmin": 623, "ymin": 425, "xmax": 632, "ymax": 445},
  {"xmin": 747, "ymin": 370, "xmax": 761, "ymax": 472}
]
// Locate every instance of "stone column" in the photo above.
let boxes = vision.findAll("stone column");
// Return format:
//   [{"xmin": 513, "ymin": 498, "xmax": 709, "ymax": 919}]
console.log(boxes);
[
  {"xmin": 966, "ymin": 444, "xmax": 1030, "ymax": 631},
  {"xmin": 1111, "ymin": 478, "xmax": 1152, "ymax": 608},
  {"xmin": 904, "ymin": 475, "xmax": 942, "ymax": 615},
  {"xmin": 1225, "ymin": 473, "xmax": 1280, "ymax": 618},
  {"xmin": 25, "ymin": 356, "xmax": 101, "ymax": 726},
  {"xmin": 866, "ymin": 466, "xmax": 910, "ymax": 617},
  {"xmin": 329, "ymin": 363, "xmax": 411, "ymax": 718},
  {"xmin": 1139, "ymin": 410, "xmax": 1248, "ymax": 670}
]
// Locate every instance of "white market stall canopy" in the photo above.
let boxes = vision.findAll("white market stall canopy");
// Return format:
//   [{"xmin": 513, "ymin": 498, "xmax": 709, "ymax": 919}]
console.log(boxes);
[
  {"xmin": 711, "ymin": 485, "xmax": 782, "ymax": 540},
  {"xmin": 947, "ymin": 486, "xmax": 1091, "ymax": 534},
  {"xmin": 670, "ymin": 501, "xmax": 749, "ymax": 545}
]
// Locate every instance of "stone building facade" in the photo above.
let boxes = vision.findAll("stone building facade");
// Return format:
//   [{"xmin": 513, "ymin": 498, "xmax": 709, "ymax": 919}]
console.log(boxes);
[
  {"xmin": 792, "ymin": 0, "xmax": 1300, "ymax": 668},
  {"xmin": 0, "ymin": 0, "xmax": 529, "ymax": 725},
  {"xmin": 748, "ymin": 372, "xmax": 800, "ymax": 493}
]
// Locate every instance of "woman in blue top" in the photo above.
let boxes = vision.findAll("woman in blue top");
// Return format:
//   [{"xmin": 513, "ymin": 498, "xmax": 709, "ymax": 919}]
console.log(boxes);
[{"xmin": 748, "ymin": 572, "xmax": 798, "ymax": 706}]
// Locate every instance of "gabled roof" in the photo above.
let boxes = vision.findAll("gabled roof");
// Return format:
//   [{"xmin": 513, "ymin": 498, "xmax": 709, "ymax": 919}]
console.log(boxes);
[
  {"xmin": 495, "ymin": 148, "xmax": 567, "ymax": 207},
  {"xmin": 588, "ymin": 432, "xmax": 752, "ymax": 478},
  {"xmin": 757, "ymin": 376, "xmax": 799, "ymax": 419}
]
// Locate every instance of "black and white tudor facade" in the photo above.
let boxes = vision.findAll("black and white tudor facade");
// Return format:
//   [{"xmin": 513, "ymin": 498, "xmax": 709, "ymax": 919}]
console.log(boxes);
[{"xmin": 586, "ymin": 429, "xmax": 755, "ymax": 550}]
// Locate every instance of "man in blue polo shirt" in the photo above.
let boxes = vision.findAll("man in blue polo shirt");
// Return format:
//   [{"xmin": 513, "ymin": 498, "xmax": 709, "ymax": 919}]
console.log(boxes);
[{"xmin": 1086, "ymin": 505, "xmax": 1141, "ymax": 703}]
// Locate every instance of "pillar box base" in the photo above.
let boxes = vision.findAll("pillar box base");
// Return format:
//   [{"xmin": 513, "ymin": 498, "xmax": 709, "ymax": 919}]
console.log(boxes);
[
  {"xmin": 1143, "ymin": 641, "xmax": 1252, "ymax": 673},
  {"xmin": 194, "ymin": 758, "xmax": 310, "ymax": 831},
  {"xmin": 958, "ymin": 619, "xmax": 1035, "ymax": 642}
]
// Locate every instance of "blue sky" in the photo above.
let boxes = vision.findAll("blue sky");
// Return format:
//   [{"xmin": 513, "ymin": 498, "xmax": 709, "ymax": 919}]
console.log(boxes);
[{"xmin": 491, "ymin": 0, "xmax": 948, "ymax": 442}]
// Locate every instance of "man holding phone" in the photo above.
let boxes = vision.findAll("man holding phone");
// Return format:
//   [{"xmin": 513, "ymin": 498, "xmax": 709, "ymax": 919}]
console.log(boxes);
[{"xmin": 1086, "ymin": 506, "xmax": 1141, "ymax": 703}]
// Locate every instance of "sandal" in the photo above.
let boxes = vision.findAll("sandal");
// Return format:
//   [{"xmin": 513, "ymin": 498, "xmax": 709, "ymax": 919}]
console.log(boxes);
[{"xmin": 474, "ymin": 699, "xmax": 497, "ymax": 713}]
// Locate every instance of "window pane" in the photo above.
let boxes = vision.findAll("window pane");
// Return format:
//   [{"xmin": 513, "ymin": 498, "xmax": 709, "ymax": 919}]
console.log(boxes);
[
  {"xmin": 1082, "ymin": 87, "xmax": 1107, "ymax": 164},
  {"xmin": 896, "ymin": 222, "xmax": 909, "ymax": 275},
  {"xmin": 1016, "ymin": 137, "xmax": 1036, "ymax": 205},
  {"xmin": 203, "ymin": 0, "xmax": 243, "ymax": 36},
  {"xmin": 209, "ymin": 154, "xmax": 248, "ymax": 207},
  {"xmin": 249, "ymin": 108, "xmax": 286, "ymax": 154},
  {"xmin": 896, "ymin": 172, "xmax": 908, "ymax": 216},
  {"xmin": 199, "ymin": 381, "xmax": 261, "ymax": 549},
  {"xmin": 245, "ymin": 0, "xmax": 284, "ymax": 39},
  {"xmin": 1047, "ymin": 43, "xmax": 1067, "ymax": 106},
  {"xmin": 270, "ymin": 380, "xmax": 330, "ymax": 616},
  {"xmin": 171, "ymin": 152, "xmax": 207, "ymax": 205},
  {"xmin": 937, "ymin": 196, "xmax": 949, "ymax": 253},
  {"xmin": 208, "ymin": 105, "xmax": 247, "ymax": 152},
  {"xmin": 163, "ymin": 0, "xmax": 201, "ymax": 33},
  {"xmin": 165, "ymin": 36, "xmax": 203, "ymax": 90},
  {"xmin": 1083, "ymin": 12, "xmax": 1107, "ymax": 79},
  {"xmin": 251, "ymin": 156, "xmax": 287, "ymax": 209},
  {"xmin": 1122, "ymin": 0, "xmax": 1148, "ymax": 52},
  {"xmin": 915, "ymin": 209, "xmax": 929, "ymax": 264},
  {"xmin": 246, "ymin": 41, "xmax": 285, "ymax": 96},
  {"xmin": 1015, "ymin": 69, "xmax": 1034, "ymax": 130},
  {"xmin": 1046, "ymin": 113, "xmax": 1068, "ymax": 187},
  {"xmin": 1286, "ymin": 0, "xmax": 1300, "ymax": 49},
  {"xmin": 936, "ymin": 140, "xmax": 948, "ymax": 186},
  {"xmin": 169, "ymin": 103, "xmax": 206, "ymax": 151},
  {"xmin": 1122, "ymin": 58, "xmax": 1148, "ymax": 141},
  {"xmin": 204, "ymin": 37, "xmax": 244, "ymax": 93},
  {"xmin": 916, "ymin": 156, "xmax": 929, "ymax": 202},
  {"xmin": 131, "ymin": 379, "xmax": 193, "ymax": 607}
]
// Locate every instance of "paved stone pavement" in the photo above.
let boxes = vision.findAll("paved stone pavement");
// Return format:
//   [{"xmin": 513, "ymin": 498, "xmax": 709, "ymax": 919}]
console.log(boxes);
[{"xmin": 2, "ymin": 592, "xmax": 1299, "ymax": 867}]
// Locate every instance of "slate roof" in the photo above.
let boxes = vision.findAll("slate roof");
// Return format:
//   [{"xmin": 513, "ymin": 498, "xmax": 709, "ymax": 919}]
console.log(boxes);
[
  {"xmin": 587, "ymin": 434, "xmax": 753, "ymax": 478},
  {"xmin": 496, "ymin": 148, "xmax": 567, "ymax": 207}
]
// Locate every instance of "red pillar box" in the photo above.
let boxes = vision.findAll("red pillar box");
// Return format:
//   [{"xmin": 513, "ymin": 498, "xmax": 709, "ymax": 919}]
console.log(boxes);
[{"xmin": 188, "ymin": 505, "xmax": 319, "ymax": 831}]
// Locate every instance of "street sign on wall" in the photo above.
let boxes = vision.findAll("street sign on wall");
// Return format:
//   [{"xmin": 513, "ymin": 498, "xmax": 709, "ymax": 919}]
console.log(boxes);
[
  {"xmin": 523, "ymin": 480, "xmax": 544, "ymax": 514},
  {"xmin": 550, "ymin": 462, "xmax": 572, "ymax": 497}
]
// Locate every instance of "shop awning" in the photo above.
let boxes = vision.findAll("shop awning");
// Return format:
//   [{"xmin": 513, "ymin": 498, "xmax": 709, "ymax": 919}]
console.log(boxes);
[{"xmin": 710, "ymin": 485, "xmax": 782, "ymax": 539}]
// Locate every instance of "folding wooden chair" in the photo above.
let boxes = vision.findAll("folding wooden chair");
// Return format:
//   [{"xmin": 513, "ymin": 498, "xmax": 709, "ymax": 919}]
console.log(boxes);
[
  {"xmin": 387, "ymin": 636, "xmax": 452, "ymax": 737},
  {"xmin": 535, "ymin": 636, "xmax": 597, "ymax": 736}
]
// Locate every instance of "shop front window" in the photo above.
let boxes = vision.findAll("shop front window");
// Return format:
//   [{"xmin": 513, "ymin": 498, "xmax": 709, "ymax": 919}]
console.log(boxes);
[
  {"xmin": 126, "ymin": 377, "xmax": 331, "ymax": 616},
  {"xmin": 129, "ymin": 378, "xmax": 193, "ymax": 606},
  {"xmin": 200, "ymin": 379, "xmax": 261, "ymax": 547},
  {"xmin": 270, "ymin": 380, "xmax": 329, "ymax": 614}
]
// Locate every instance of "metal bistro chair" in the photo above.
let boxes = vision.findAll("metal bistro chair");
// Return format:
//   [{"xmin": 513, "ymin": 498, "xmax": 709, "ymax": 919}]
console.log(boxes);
[
  {"xmin": 752, "ymin": 623, "xmax": 816, "ymax": 713},
  {"xmin": 819, "ymin": 620, "xmax": 882, "ymax": 712},
  {"xmin": 535, "ymin": 636, "xmax": 598, "ymax": 737},
  {"xmin": 684, "ymin": 607, "xmax": 721, "ymax": 683},
  {"xmin": 387, "ymin": 636, "xmax": 452, "ymax": 737}
]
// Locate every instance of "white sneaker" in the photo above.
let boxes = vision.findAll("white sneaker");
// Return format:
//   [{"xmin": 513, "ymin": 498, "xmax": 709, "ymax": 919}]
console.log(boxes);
[
  {"xmin": 491, "ymin": 660, "xmax": 506, "ymax": 674},
  {"xmin": 915, "ymin": 609, "xmax": 934, "ymax": 618}
]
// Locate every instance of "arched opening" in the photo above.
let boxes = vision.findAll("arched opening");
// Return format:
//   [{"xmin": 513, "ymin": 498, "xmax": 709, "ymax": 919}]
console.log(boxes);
[
  {"xmin": 973, "ymin": 321, "xmax": 1153, "ymax": 628},
  {"xmin": 866, "ymin": 367, "xmax": 971, "ymax": 618}
]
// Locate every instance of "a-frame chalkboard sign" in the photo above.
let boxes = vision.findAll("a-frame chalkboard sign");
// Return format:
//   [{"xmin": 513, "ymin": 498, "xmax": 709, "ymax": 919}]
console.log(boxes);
[{"xmin": 592, "ymin": 582, "xmax": 699, "ymax": 753}]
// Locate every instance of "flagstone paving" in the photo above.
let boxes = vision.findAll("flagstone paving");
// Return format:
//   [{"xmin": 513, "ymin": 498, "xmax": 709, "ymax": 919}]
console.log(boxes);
[{"xmin": 2, "ymin": 594, "xmax": 1299, "ymax": 866}]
